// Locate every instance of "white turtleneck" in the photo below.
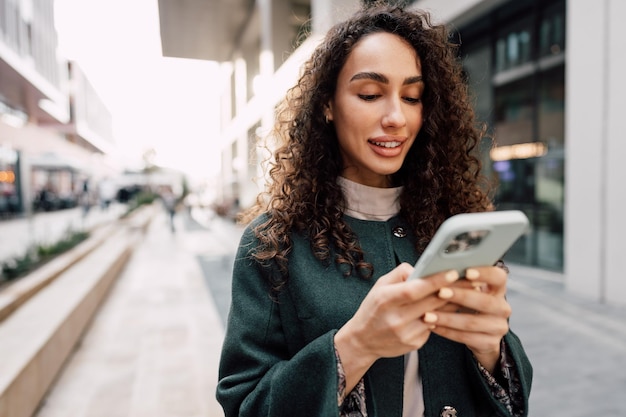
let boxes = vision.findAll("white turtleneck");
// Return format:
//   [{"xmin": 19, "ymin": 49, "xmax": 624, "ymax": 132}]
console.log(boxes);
[
  {"xmin": 337, "ymin": 176, "xmax": 402, "ymax": 221},
  {"xmin": 337, "ymin": 176, "xmax": 424, "ymax": 417}
]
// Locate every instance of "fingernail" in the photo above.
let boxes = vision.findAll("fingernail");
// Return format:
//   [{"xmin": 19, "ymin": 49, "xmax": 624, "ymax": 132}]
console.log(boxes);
[
  {"xmin": 444, "ymin": 270, "xmax": 459, "ymax": 283},
  {"xmin": 438, "ymin": 287, "xmax": 454, "ymax": 299},
  {"xmin": 423, "ymin": 312, "xmax": 438, "ymax": 323},
  {"xmin": 472, "ymin": 282, "xmax": 486, "ymax": 292},
  {"xmin": 465, "ymin": 268, "xmax": 480, "ymax": 280}
]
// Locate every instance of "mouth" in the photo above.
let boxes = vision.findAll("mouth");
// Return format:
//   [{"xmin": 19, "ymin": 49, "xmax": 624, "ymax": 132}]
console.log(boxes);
[
  {"xmin": 367, "ymin": 136, "xmax": 407, "ymax": 157},
  {"xmin": 368, "ymin": 140, "xmax": 402, "ymax": 148}
]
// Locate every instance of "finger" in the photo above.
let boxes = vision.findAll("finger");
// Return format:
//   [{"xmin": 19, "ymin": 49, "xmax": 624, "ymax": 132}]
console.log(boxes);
[
  {"xmin": 401, "ymin": 319, "xmax": 436, "ymax": 349},
  {"xmin": 430, "ymin": 310, "xmax": 510, "ymax": 333},
  {"xmin": 377, "ymin": 266, "xmax": 461, "ymax": 306},
  {"xmin": 375, "ymin": 262, "xmax": 415, "ymax": 286},
  {"xmin": 435, "ymin": 302, "xmax": 462, "ymax": 313},
  {"xmin": 401, "ymin": 269, "xmax": 460, "ymax": 303},
  {"xmin": 429, "ymin": 281, "xmax": 513, "ymax": 320},
  {"xmin": 401, "ymin": 293, "xmax": 450, "ymax": 322},
  {"xmin": 431, "ymin": 326, "xmax": 504, "ymax": 355},
  {"xmin": 451, "ymin": 277, "xmax": 489, "ymax": 293},
  {"xmin": 427, "ymin": 311, "xmax": 509, "ymax": 350},
  {"xmin": 463, "ymin": 266, "xmax": 508, "ymax": 296}
]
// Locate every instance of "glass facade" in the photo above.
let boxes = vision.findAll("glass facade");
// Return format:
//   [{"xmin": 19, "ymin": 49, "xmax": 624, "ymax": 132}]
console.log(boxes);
[
  {"xmin": 0, "ymin": 146, "xmax": 20, "ymax": 216},
  {"xmin": 0, "ymin": 0, "xmax": 62, "ymax": 90},
  {"xmin": 460, "ymin": 0, "xmax": 566, "ymax": 271}
]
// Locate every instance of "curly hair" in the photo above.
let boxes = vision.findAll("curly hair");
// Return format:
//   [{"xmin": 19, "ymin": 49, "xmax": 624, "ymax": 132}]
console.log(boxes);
[{"xmin": 241, "ymin": 3, "xmax": 494, "ymax": 294}]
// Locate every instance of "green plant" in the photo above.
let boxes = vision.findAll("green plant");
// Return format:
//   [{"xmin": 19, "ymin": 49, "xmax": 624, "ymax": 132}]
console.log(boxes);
[
  {"xmin": 121, "ymin": 190, "xmax": 158, "ymax": 218},
  {"xmin": 0, "ymin": 229, "xmax": 90, "ymax": 285},
  {"xmin": 1, "ymin": 252, "xmax": 36, "ymax": 281},
  {"xmin": 36, "ymin": 230, "xmax": 89, "ymax": 258}
]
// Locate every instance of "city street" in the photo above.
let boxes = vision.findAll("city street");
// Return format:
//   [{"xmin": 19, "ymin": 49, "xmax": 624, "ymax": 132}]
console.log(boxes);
[
  {"xmin": 2, "ymin": 0, "xmax": 624, "ymax": 416},
  {"xmin": 28, "ymin": 207, "xmax": 241, "ymax": 417},
  {"xmin": 2, "ymin": 207, "xmax": 626, "ymax": 416}
]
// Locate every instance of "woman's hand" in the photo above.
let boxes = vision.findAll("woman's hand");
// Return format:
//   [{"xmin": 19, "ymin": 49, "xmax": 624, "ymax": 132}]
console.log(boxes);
[
  {"xmin": 334, "ymin": 263, "xmax": 460, "ymax": 392},
  {"xmin": 422, "ymin": 266, "xmax": 511, "ymax": 373}
]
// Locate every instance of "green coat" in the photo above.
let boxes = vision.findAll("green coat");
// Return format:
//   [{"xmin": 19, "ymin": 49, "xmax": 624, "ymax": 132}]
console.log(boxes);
[{"xmin": 217, "ymin": 214, "xmax": 532, "ymax": 417}]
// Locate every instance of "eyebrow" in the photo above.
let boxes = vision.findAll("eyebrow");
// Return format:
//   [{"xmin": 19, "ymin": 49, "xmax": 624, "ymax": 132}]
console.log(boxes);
[{"xmin": 349, "ymin": 72, "xmax": 424, "ymax": 85}]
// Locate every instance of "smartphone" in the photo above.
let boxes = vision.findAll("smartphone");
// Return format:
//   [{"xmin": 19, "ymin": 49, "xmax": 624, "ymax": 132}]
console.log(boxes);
[{"xmin": 407, "ymin": 210, "xmax": 529, "ymax": 280}]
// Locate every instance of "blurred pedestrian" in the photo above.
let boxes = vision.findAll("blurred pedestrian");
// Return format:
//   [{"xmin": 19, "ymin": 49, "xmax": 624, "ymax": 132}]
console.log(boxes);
[
  {"xmin": 79, "ymin": 179, "xmax": 91, "ymax": 217},
  {"xmin": 217, "ymin": 3, "xmax": 532, "ymax": 417},
  {"xmin": 160, "ymin": 186, "xmax": 177, "ymax": 232},
  {"xmin": 98, "ymin": 177, "xmax": 117, "ymax": 211}
]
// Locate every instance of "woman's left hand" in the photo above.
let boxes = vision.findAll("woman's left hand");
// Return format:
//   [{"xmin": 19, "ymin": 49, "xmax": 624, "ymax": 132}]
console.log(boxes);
[{"xmin": 422, "ymin": 266, "xmax": 511, "ymax": 373}]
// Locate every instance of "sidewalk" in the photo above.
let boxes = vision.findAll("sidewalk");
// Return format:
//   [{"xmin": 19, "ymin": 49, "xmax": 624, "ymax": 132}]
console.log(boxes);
[
  {"xmin": 23, "ymin": 208, "xmax": 626, "ymax": 417},
  {"xmin": 506, "ymin": 267, "xmax": 626, "ymax": 417},
  {"xmin": 33, "ymin": 208, "xmax": 238, "ymax": 417}
]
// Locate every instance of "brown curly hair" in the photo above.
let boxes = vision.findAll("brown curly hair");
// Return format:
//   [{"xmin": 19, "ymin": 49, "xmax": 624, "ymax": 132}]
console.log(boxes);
[{"xmin": 241, "ymin": 3, "xmax": 494, "ymax": 294}]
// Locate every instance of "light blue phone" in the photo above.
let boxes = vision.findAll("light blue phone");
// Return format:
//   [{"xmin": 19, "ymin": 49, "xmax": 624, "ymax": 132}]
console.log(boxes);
[{"xmin": 407, "ymin": 210, "xmax": 529, "ymax": 280}]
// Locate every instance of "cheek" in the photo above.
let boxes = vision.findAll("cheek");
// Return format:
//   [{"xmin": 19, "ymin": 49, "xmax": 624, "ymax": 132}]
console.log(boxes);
[
  {"xmin": 406, "ymin": 115, "xmax": 424, "ymax": 147},
  {"xmin": 409, "ymin": 109, "xmax": 424, "ymax": 133},
  {"xmin": 334, "ymin": 107, "xmax": 364, "ymax": 136}
]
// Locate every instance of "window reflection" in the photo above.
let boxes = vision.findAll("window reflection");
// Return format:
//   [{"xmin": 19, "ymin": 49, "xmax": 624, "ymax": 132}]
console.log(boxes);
[
  {"xmin": 461, "ymin": 0, "xmax": 566, "ymax": 271},
  {"xmin": 495, "ymin": 17, "xmax": 532, "ymax": 72},
  {"xmin": 494, "ymin": 76, "xmax": 533, "ymax": 147},
  {"xmin": 539, "ymin": 3, "xmax": 566, "ymax": 57}
]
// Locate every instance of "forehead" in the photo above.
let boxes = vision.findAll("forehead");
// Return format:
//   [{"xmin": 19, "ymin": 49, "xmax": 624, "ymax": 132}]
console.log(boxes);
[{"xmin": 340, "ymin": 32, "xmax": 421, "ymax": 78}]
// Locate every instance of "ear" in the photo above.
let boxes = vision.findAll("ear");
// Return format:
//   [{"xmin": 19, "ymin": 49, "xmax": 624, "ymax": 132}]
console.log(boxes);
[{"xmin": 324, "ymin": 102, "xmax": 334, "ymax": 122}]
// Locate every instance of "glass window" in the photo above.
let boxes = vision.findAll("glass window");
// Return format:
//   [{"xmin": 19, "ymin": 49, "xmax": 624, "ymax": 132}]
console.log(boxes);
[
  {"xmin": 538, "ymin": 67, "xmax": 565, "ymax": 149},
  {"xmin": 494, "ymin": 76, "xmax": 534, "ymax": 147},
  {"xmin": 534, "ymin": 66, "xmax": 565, "ymax": 269},
  {"xmin": 495, "ymin": 17, "xmax": 533, "ymax": 72},
  {"xmin": 463, "ymin": 40, "xmax": 493, "ymax": 124},
  {"xmin": 490, "ymin": 76, "xmax": 535, "ymax": 265},
  {"xmin": 539, "ymin": 1, "xmax": 566, "ymax": 57},
  {"xmin": 459, "ymin": 0, "xmax": 566, "ymax": 271},
  {"xmin": 0, "ymin": 147, "xmax": 20, "ymax": 215}
]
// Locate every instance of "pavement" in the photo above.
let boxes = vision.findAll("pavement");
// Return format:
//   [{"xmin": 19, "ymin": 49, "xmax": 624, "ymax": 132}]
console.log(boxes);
[{"xmin": 2, "ymin": 207, "xmax": 626, "ymax": 417}]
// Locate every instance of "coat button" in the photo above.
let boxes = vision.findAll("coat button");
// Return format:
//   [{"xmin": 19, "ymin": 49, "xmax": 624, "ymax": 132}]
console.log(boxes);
[
  {"xmin": 440, "ymin": 406, "xmax": 457, "ymax": 417},
  {"xmin": 392, "ymin": 226, "xmax": 406, "ymax": 238}
]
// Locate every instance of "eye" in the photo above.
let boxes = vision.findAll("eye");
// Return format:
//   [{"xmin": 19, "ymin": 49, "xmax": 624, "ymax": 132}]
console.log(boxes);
[
  {"xmin": 403, "ymin": 97, "xmax": 421, "ymax": 104},
  {"xmin": 358, "ymin": 94, "xmax": 380, "ymax": 102}
]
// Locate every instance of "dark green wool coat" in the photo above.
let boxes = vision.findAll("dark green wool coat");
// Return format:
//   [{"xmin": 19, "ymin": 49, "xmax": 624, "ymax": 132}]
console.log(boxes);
[{"xmin": 216, "ymin": 214, "xmax": 532, "ymax": 417}]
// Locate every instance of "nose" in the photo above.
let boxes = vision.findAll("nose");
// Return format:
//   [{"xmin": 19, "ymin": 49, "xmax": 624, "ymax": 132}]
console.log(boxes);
[{"xmin": 382, "ymin": 98, "xmax": 407, "ymax": 128}]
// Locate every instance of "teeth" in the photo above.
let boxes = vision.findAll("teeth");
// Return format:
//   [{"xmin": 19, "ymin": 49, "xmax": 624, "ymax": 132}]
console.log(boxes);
[{"xmin": 372, "ymin": 141, "xmax": 401, "ymax": 148}]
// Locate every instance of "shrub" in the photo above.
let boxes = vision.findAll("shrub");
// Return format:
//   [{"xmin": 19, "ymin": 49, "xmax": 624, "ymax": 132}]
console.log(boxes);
[{"xmin": 0, "ymin": 229, "xmax": 90, "ymax": 285}]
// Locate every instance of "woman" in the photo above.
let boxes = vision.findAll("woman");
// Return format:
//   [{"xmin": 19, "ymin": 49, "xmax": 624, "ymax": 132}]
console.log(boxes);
[{"xmin": 217, "ymin": 3, "xmax": 532, "ymax": 417}]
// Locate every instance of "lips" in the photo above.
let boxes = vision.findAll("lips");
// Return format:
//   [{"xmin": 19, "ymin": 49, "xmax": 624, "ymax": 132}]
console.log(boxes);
[
  {"xmin": 367, "ymin": 136, "xmax": 406, "ymax": 156},
  {"xmin": 369, "ymin": 140, "xmax": 402, "ymax": 148}
]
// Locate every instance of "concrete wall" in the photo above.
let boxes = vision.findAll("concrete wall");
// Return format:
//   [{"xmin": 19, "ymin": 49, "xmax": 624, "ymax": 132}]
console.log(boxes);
[
  {"xmin": 566, "ymin": 0, "xmax": 626, "ymax": 305},
  {"xmin": 604, "ymin": 0, "xmax": 626, "ymax": 305}
]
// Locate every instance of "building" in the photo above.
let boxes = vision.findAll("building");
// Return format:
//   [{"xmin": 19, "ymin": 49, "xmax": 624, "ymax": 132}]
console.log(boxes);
[
  {"xmin": 157, "ymin": 0, "xmax": 626, "ymax": 306},
  {"xmin": 0, "ymin": 0, "xmax": 117, "ymax": 217},
  {"xmin": 158, "ymin": 0, "xmax": 364, "ymax": 210}
]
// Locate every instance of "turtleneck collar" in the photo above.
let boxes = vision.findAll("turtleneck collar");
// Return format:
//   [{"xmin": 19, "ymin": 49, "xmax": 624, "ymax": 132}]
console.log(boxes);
[{"xmin": 337, "ymin": 176, "xmax": 403, "ymax": 221}]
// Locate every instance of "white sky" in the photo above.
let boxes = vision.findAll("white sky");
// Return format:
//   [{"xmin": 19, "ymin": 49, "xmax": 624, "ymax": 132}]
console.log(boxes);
[{"xmin": 54, "ymin": 0, "xmax": 222, "ymax": 181}]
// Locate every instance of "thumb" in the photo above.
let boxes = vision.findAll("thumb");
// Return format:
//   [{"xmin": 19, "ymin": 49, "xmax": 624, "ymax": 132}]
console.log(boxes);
[{"xmin": 375, "ymin": 262, "xmax": 414, "ymax": 286}]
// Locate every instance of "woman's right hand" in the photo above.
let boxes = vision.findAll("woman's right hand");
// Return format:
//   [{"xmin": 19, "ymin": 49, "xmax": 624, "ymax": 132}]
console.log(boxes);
[{"xmin": 334, "ymin": 263, "xmax": 460, "ymax": 392}]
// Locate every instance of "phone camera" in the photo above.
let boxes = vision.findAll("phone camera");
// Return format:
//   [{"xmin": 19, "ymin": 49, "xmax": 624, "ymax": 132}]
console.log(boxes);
[{"xmin": 444, "ymin": 230, "xmax": 490, "ymax": 254}]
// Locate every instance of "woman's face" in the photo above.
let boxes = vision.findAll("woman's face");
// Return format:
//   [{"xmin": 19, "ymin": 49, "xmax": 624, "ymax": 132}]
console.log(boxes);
[{"xmin": 327, "ymin": 32, "xmax": 424, "ymax": 188}]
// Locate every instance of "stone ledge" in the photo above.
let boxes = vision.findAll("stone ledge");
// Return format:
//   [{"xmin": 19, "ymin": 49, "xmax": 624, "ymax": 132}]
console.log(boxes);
[
  {"xmin": 0, "ymin": 205, "xmax": 154, "ymax": 324},
  {"xmin": 0, "ymin": 225, "xmax": 115, "ymax": 324},
  {"xmin": 0, "ymin": 205, "xmax": 155, "ymax": 417}
]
